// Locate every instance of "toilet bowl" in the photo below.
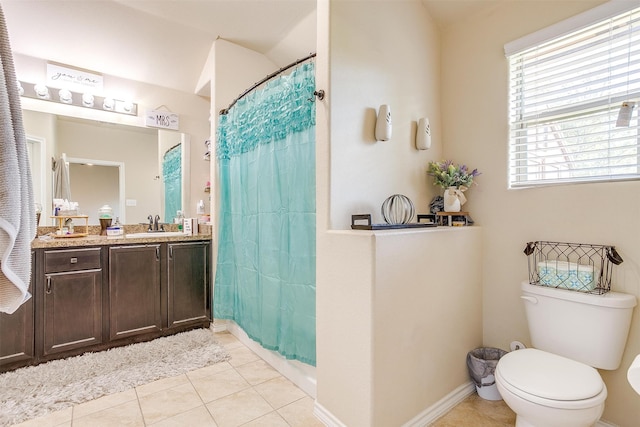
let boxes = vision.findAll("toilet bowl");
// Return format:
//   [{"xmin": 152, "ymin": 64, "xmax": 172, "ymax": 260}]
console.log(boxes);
[
  {"xmin": 495, "ymin": 348, "xmax": 606, "ymax": 427},
  {"xmin": 496, "ymin": 282, "xmax": 636, "ymax": 426}
]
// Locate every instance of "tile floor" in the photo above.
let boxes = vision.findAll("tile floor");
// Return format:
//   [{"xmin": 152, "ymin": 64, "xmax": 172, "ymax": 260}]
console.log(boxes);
[
  {"xmin": 12, "ymin": 332, "xmax": 322, "ymax": 427},
  {"xmin": 430, "ymin": 393, "xmax": 516, "ymax": 427},
  {"xmin": 11, "ymin": 331, "xmax": 515, "ymax": 427}
]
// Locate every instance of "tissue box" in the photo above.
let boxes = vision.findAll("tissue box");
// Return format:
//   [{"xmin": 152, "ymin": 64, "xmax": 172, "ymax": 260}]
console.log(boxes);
[
  {"xmin": 537, "ymin": 261, "xmax": 599, "ymax": 292},
  {"xmin": 57, "ymin": 209, "xmax": 78, "ymax": 216}
]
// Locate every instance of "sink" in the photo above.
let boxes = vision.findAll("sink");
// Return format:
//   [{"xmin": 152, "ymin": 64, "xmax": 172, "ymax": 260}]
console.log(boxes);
[
  {"xmin": 628, "ymin": 354, "xmax": 640, "ymax": 395},
  {"xmin": 125, "ymin": 231, "xmax": 186, "ymax": 238}
]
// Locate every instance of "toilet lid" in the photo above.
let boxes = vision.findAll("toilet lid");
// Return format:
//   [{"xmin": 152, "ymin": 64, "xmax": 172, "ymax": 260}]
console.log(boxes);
[{"xmin": 497, "ymin": 348, "xmax": 603, "ymax": 401}]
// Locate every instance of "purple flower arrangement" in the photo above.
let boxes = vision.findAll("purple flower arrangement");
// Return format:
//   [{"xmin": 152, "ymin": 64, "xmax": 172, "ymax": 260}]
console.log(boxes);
[{"xmin": 427, "ymin": 160, "xmax": 481, "ymax": 189}]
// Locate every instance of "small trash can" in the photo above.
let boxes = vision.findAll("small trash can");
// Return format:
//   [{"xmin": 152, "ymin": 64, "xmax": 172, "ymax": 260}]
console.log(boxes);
[{"xmin": 466, "ymin": 347, "xmax": 507, "ymax": 401}]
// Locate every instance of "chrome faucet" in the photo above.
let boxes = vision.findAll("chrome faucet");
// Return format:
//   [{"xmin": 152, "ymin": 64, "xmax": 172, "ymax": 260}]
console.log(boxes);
[{"xmin": 147, "ymin": 214, "xmax": 164, "ymax": 232}]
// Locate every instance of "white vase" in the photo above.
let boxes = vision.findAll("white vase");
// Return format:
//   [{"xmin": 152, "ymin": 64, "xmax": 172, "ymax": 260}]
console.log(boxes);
[{"xmin": 443, "ymin": 187, "xmax": 462, "ymax": 212}]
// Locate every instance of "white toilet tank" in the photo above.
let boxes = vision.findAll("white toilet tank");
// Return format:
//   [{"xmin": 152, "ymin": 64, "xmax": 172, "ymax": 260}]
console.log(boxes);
[{"xmin": 521, "ymin": 281, "xmax": 636, "ymax": 370}]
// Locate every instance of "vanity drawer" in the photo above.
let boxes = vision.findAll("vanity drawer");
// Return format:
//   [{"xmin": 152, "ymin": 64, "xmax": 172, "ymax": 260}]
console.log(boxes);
[{"xmin": 44, "ymin": 248, "xmax": 102, "ymax": 273}]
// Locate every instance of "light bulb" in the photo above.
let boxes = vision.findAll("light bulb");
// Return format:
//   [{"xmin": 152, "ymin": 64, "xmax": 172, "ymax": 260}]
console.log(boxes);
[
  {"xmin": 103, "ymin": 97, "xmax": 114, "ymax": 110},
  {"xmin": 82, "ymin": 93, "xmax": 94, "ymax": 107},
  {"xmin": 58, "ymin": 89, "xmax": 72, "ymax": 104},
  {"xmin": 34, "ymin": 83, "xmax": 50, "ymax": 99}
]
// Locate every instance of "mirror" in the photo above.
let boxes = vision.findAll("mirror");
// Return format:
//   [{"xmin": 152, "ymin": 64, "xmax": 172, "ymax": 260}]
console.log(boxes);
[{"xmin": 23, "ymin": 110, "xmax": 190, "ymax": 225}]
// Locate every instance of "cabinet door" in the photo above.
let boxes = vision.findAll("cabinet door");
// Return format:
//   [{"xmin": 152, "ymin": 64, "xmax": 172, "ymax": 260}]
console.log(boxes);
[
  {"xmin": 43, "ymin": 269, "xmax": 102, "ymax": 355},
  {"xmin": 167, "ymin": 241, "xmax": 210, "ymax": 329},
  {"xmin": 0, "ymin": 251, "xmax": 34, "ymax": 369},
  {"xmin": 109, "ymin": 245, "xmax": 161, "ymax": 340}
]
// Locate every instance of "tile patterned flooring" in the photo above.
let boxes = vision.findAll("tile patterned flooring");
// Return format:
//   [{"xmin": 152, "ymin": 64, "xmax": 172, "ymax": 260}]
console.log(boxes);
[
  {"xmin": 430, "ymin": 393, "xmax": 516, "ymax": 427},
  {"xmin": 12, "ymin": 332, "xmax": 322, "ymax": 427},
  {"xmin": 11, "ymin": 331, "xmax": 515, "ymax": 426}
]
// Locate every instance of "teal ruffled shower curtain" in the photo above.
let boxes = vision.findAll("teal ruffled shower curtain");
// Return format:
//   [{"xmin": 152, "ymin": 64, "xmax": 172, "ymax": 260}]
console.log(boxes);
[
  {"xmin": 214, "ymin": 62, "xmax": 316, "ymax": 365},
  {"xmin": 162, "ymin": 145, "xmax": 181, "ymax": 223}
]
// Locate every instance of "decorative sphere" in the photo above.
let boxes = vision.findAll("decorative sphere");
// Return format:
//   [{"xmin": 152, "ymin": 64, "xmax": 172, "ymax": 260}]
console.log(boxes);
[{"xmin": 381, "ymin": 194, "xmax": 415, "ymax": 224}]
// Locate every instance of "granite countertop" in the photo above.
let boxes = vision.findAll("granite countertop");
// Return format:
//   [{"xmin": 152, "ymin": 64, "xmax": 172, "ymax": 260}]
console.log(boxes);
[
  {"xmin": 32, "ymin": 233, "xmax": 212, "ymax": 249},
  {"xmin": 32, "ymin": 223, "xmax": 213, "ymax": 249}
]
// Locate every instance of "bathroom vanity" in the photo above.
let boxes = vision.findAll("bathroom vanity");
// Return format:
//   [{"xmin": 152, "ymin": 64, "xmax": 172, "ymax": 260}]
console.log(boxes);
[{"xmin": 0, "ymin": 233, "xmax": 211, "ymax": 372}]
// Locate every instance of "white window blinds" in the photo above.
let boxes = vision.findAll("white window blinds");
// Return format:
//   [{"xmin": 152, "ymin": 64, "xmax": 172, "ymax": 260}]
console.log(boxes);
[{"xmin": 506, "ymin": 4, "xmax": 640, "ymax": 187}]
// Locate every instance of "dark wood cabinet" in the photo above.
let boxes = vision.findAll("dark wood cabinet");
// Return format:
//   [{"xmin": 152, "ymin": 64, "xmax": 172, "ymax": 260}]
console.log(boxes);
[
  {"xmin": 2, "ymin": 238, "xmax": 211, "ymax": 372},
  {"xmin": 41, "ymin": 248, "xmax": 103, "ymax": 356},
  {"xmin": 0, "ymin": 252, "xmax": 35, "ymax": 370},
  {"xmin": 167, "ymin": 241, "xmax": 210, "ymax": 329},
  {"xmin": 109, "ymin": 244, "xmax": 162, "ymax": 340}
]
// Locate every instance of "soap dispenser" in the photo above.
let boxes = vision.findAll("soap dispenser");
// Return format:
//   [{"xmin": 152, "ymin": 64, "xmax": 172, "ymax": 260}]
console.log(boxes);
[{"xmin": 113, "ymin": 217, "xmax": 124, "ymax": 236}]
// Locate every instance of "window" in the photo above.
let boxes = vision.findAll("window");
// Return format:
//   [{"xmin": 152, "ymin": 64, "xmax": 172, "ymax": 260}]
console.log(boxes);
[{"xmin": 506, "ymin": 4, "xmax": 640, "ymax": 188}]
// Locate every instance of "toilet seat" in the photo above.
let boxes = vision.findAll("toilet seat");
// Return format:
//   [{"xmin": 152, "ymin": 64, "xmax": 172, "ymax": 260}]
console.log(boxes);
[{"xmin": 496, "ymin": 348, "xmax": 607, "ymax": 409}]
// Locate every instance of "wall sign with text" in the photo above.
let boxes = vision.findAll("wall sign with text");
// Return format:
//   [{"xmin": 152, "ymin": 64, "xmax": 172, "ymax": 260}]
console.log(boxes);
[
  {"xmin": 145, "ymin": 110, "xmax": 180, "ymax": 130},
  {"xmin": 46, "ymin": 63, "xmax": 103, "ymax": 93}
]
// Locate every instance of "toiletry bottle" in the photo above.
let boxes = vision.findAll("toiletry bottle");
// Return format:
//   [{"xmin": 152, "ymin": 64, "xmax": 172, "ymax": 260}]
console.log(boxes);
[
  {"xmin": 176, "ymin": 211, "xmax": 184, "ymax": 230},
  {"xmin": 65, "ymin": 218, "xmax": 74, "ymax": 234},
  {"xmin": 114, "ymin": 217, "xmax": 123, "ymax": 236}
]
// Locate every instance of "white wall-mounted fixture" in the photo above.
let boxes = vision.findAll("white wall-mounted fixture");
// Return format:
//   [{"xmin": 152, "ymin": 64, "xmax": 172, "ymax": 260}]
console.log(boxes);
[
  {"xmin": 375, "ymin": 104, "xmax": 392, "ymax": 141},
  {"xmin": 416, "ymin": 117, "xmax": 431, "ymax": 150},
  {"xmin": 628, "ymin": 354, "xmax": 640, "ymax": 395},
  {"xmin": 18, "ymin": 81, "xmax": 137, "ymax": 116},
  {"xmin": 616, "ymin": 101, "xmax": 636, "ymax": 127}
]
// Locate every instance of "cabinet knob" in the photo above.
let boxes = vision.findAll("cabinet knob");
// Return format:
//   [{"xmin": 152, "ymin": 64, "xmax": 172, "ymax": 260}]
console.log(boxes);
[{"xmin": 70, "ymin": 257, "xmax": 78, "ymax": 264}]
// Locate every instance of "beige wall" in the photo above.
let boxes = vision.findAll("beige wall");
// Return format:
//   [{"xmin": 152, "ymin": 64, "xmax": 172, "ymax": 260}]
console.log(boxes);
[
  {"xmin": 441, "ymin": 1, "xmax": 640, "ymax": 426},
  {"xmin": 326, "ymin": 0, "xmax": 443, "ymax": 229},
  {"xmin": 316, "ymin": 1, "xmax": 484, "ymax": 425},
  {"xmin": 317, "ymin": 227, "xmax": 482, "ymax": 426}
]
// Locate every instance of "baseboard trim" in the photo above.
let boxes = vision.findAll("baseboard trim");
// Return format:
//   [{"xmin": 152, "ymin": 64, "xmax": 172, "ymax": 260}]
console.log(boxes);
[
  {"xmin": 211, "ymin": 320, "xmax": 228, "ymax": 333},
  {"xmin": 216, "ymin": 319, "xmax": 317, "ymax": 398},
  {"xmin": 596, "ymin": 420, "xmax": 619, "ymax": 427},
  {"xmin": 312, "ymin": 382, "xmax": 475, "ymax": 427},
  {"xmin": 403, "ymin": 382, "xmax": 476, "ymax": 427},
  {"xmin": 313, "ymin": 401, "xmax": 347, "ymax": 427}
]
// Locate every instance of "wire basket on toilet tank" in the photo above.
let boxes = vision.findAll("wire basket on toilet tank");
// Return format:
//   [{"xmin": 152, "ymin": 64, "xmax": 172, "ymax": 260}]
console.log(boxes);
[{"xmin": 523, "ymin": 241, "xmax": 623, "ymax": 295}]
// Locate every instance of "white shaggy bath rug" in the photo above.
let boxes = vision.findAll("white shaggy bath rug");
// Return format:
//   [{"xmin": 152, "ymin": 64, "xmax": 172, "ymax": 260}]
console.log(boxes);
[{"xmin": 0, "ymin": 327, "xmax": 230, "ymax": 426}]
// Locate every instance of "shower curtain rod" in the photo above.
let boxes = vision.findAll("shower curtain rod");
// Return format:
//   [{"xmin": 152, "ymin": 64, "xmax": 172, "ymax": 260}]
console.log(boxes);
[{"xmin": 219, "ymin": 52, "xmax": 317, "ymax": 115}]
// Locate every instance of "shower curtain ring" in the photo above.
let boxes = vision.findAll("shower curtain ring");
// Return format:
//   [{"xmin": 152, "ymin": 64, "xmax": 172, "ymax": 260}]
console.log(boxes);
[{"xmin": 311, "ymin": 89, "xmax": 325, "ymax": 101}]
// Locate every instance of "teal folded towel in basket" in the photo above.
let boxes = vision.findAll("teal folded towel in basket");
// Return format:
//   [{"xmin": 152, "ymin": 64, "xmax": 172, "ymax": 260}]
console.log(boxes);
[{"xmin": 538, "ymin": 261, "xmax": 598, "ymax": 292}]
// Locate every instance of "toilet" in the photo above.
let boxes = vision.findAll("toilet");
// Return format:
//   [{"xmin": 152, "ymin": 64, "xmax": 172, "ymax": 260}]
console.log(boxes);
[{"xmin": 495, "ymin": 282, "xmax": 636, "ymax": 427}]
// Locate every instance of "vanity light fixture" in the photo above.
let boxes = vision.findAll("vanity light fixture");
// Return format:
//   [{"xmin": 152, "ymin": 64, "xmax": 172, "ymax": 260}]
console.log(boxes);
[
  {"xmin": 18, "ymin": 81, "xmax": 138, "ymax": 116},
  {"xmin": 33, "ymin": 83, "xmax": 50, "ymax": 100},
  {"xmin": 58, "ymin": 89, "xmax": 73, "ymax": 104}
]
